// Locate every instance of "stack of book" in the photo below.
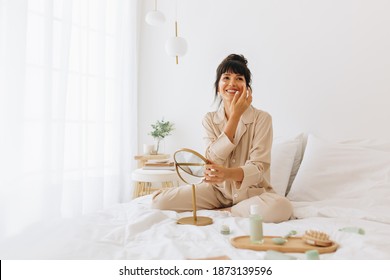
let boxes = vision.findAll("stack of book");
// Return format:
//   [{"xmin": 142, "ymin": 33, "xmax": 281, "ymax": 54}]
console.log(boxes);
[{"xmin": 143, "ymin": 159, "xmax": 175, "ymax": 171}]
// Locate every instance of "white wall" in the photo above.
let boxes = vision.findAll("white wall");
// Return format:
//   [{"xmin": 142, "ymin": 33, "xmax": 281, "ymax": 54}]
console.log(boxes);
[{"xmin": 138, "ymin": 0, "xmax": 390, "ymax": 155}]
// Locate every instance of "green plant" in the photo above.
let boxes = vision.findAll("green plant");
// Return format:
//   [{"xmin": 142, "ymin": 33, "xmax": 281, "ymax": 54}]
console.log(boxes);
[{"xmin": 149, "ymin": 118, "xmax": 174, "ymax": 154}]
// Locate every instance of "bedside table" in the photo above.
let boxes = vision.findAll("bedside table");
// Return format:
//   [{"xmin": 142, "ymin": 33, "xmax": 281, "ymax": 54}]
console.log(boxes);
[
  {"xmin": 131, "ymin": 168, "xmax": 180, "ymax": 198},
  {"xmin": 132, "ymin": 154, "xmax": 179, "ymax": 198}
]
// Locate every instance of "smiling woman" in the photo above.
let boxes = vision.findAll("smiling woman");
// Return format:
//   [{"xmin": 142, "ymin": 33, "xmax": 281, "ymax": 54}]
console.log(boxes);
[
  {"xmin": 152, "ymin": 54, "xmax": 293, "ymax": 222},
  {"xmin": 214, "ymin": 54, "xmax": 252, "ymax": 108},
  {"xmin": 0, "ymin": 0, "xmax": 138, "ymax": 240}
]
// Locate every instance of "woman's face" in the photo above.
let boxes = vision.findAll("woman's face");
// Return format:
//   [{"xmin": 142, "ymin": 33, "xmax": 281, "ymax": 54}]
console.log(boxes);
[{"xmin": 218, "ymin": 72, "xmax": 247, "ymax": 102}]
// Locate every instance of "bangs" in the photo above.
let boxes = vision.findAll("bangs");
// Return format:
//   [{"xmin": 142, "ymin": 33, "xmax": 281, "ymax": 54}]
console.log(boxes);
[{"xmin": 219, "ymin": 60, "xmax": 247, "ymax": 76}]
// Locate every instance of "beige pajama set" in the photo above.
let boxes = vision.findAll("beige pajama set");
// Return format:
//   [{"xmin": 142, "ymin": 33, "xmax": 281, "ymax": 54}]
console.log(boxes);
[{"xmin": 152, "ymin": 105, "xmax": 293, "ymax": 223}]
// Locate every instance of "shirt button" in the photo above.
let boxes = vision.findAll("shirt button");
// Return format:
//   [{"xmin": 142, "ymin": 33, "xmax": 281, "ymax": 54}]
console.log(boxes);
[{"xmin": 233, "ymin": 194, "xmax": 238, "ymax": 198}]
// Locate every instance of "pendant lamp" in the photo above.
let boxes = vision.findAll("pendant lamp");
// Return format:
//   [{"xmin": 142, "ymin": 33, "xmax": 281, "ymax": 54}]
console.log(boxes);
[
  {"xmin": 145, "ymin": 0, "xmax": 165, "ymax": 26},
  {"xmin": 165, "ymin": 21, "xmax": 188, "ymax": 64},
  {"xmin": 165, "ymin": 1, "xmax": 187, "ymax": 64}
]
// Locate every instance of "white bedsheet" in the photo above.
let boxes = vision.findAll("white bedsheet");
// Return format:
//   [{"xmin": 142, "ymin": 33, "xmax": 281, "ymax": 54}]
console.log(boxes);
[{"xmin": 1, "ymin": 195, "xmax": 390, "ymax": 260}]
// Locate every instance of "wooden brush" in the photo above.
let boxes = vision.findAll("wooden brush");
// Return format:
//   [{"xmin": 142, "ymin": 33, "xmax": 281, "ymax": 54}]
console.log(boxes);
[{"xmin": 302, "ymin": 230, "xmax": 333, "ymax": 247}]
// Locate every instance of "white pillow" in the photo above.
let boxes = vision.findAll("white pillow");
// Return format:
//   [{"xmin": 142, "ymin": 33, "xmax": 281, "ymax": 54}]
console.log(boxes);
[
  {"xmin": 270, "ymin": 136, "xmax": 302, "ymax": 196},
  {"xmin": 285, "ymin": 133, "xmax": 306, "ymax": 195},
  {"xmin": 287, "ymin": 134, "xmax": 390, "ymax": 202}
]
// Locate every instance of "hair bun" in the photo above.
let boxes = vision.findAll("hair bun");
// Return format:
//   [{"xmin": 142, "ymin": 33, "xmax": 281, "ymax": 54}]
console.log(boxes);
[{"xmin": 225, "ymin": 54, "xmax": 248, "ymax": 66}]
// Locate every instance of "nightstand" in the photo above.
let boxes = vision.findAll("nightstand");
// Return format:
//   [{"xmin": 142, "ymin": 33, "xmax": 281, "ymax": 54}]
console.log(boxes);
[
  {"xmin": 132, "ymin": 154, "xmax": 180, "ymax": 198},
  {"xmin": 131, "ymin": 168, "xmax": 180, "ymax": 198}
]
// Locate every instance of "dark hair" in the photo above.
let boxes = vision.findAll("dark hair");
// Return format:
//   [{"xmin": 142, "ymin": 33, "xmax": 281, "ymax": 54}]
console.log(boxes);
[{"xmin": 214, "ymin": 54, "xmax": 252, "ymax": 105}]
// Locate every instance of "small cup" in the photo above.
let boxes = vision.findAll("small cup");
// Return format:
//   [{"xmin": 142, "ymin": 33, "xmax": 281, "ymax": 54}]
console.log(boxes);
[
  {"xmin": 220, "ymin": 224, "xmax": 230, "ymax": 235},
  {"xmin": 143, "ymin": 144, "xmax": 155, "ymax": 155}
]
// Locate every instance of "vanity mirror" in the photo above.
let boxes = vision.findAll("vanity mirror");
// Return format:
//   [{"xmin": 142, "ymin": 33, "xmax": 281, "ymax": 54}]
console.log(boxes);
[{"xmin": 173, "ymin": 148, "xmax": 213, "ymax": 226}]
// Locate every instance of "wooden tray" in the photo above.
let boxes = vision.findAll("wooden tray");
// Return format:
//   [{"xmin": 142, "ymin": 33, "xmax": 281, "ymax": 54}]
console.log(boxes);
[{"xmin": 230, "ymin": 236, "xmax": 338, "ymax": 254}]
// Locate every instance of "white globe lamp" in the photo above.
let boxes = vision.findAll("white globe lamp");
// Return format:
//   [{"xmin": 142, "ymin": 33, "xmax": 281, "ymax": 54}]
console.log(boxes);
[
  {"xmin": 165, "ymin": 36, "xmax": 188, "ymax": 57},
  {"xmin": 145, "ymin": 10, "xmax": 165, "ymax": 26},
  {"xmin": 145, "ymin": 0, "xmax": 165, "ymax": 26},
  {"xmin": 165, "ymin": 21, "xmax": 188, "ymax": 64}
]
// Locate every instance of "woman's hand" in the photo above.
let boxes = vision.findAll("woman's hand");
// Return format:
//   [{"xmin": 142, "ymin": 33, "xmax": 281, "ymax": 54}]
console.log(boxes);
[
  {"xmin": 229, "ymin": 85, "xmax": 252, "ymax": 119},
  {"xmin": 204, "ymin": 162, "xmax": 244, "ymax": 184},
  {"xmin": 204, "ymin": 163, "xmax": 229, "ymax": 184},
  {"xmin": 223, "ymin": 85, "xmax": 253, "ymax": 142}
]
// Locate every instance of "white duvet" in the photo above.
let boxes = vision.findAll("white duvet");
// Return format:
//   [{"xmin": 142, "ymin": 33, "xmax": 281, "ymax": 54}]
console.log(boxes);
[{"xmin": 1, "ymin": 195, "xmax": 390, "ymax": 260}]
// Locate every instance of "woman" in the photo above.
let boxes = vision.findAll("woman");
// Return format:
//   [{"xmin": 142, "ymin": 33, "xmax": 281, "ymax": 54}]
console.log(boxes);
[{"xmin": 152, "ymin": 54, "xmax": 292, "ymax": 222}]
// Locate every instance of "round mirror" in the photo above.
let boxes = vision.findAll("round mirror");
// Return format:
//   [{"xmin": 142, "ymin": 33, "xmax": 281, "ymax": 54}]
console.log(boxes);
[
  {"xmin": 173, "ymin": 148, "xmax": 213, "ymax": 226},
  {"xmin": 173, "ymin": 148, "xmax": 209, "ymax": 185}
]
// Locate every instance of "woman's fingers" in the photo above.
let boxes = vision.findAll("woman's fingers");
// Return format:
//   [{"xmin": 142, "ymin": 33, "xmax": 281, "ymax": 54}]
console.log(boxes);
[
  {"xmin": 247, "ymin": 87, "xmax": 252, "ymax": 98},
  {"xmin": 232, "ymin": 90, "xmax": 241, "ymax": 104},
  {"xmin": 237, "ymin": 85, "xmax": 252, "ymax": 105},
  {"xmin": 204, "ymin": 164, "xmax": 226, "ymax": 183},
  {"xmin": 238, "ymin": 84, "xmax": 247, "ymax": 101},
  {"xmin": 247, "ymin": 88, "xmax": 253, "ymax": 104},
  {"xmin": 204, "ymin": 174, "xmax": 224, "ymax": 183},
  {"xmin": 205, "ymin": 165, "xmax": 219, "ymax": 177}
]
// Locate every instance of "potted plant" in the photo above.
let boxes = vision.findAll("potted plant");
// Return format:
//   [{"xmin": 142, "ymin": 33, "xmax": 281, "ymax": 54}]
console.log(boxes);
[{"xmin": 149, "ymin": 118, "xmax": 174, "ymax": 154}]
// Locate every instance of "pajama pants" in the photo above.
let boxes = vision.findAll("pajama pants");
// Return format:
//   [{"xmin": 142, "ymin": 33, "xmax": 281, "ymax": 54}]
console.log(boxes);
[{"xmin": 151, "ymin": 183, "xmax": 293, "ymax": 223}]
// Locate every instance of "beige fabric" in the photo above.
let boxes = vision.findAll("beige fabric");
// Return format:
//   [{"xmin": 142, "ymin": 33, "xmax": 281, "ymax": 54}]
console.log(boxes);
[
  {"xmin": 202, "ymin": 105, "xmax": 274, "ymax": 204},
  {"xmin": 230, "ymin": 193, "xmax": 293, "ymax": 223},
  {"xmin": 152, "ymin": 183, "xmax": 227, "ymax": 211},
  {"xmin": 152, "ymin": 183, "xmax": 292, "ymax": 222},
  {"xmin": 152, "ymin": 105, "xmax": 293, "ymax": 222}
]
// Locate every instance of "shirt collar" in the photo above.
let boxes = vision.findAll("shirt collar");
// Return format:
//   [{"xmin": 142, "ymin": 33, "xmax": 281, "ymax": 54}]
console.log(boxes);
[{"xmin": 213, "ymin": 104, "xmax": 255, "ymax": 125}]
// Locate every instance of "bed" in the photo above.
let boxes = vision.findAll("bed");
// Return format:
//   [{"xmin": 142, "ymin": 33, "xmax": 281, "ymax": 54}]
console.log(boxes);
[{"xmin": 1, "ymin": 134, "xmax": 390, "ymax": 260}]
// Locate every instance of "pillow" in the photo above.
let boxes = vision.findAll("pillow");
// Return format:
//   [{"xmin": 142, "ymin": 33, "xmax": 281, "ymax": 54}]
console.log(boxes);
[
  {"xmin": 285, "ymin": 133, "xmax": 306, "ymax": 195},
  {"xmin": 270, "ymin": 135, "xmax": 302, "ymax": 196},
  {"xmin": 287, "ymin": 134, "xmax": 390, "ymax": 202}
]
